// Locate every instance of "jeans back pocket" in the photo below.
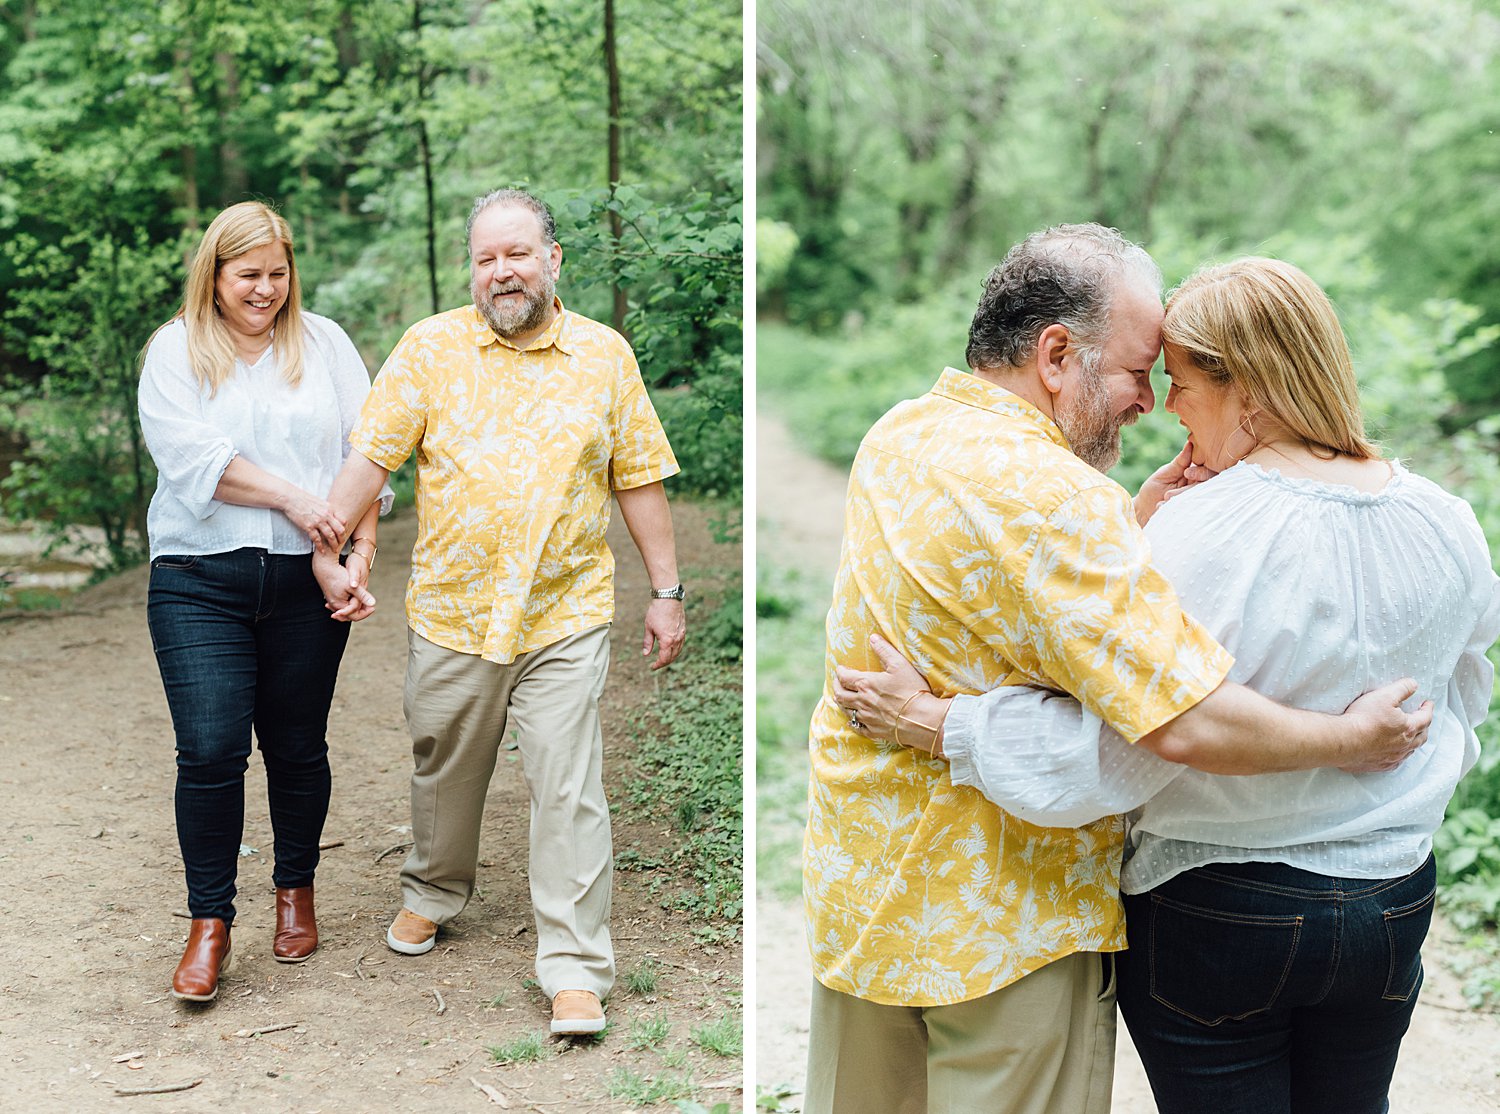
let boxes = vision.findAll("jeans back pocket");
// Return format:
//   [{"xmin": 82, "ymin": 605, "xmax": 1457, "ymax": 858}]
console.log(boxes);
[
  {"xmin": 1380, "ymin": 886, "xmax": 1435, "ymax": 1002},
  {"xmin": 1148, "ymin": 894, "xmax": 1303, "ymax": 1026}
]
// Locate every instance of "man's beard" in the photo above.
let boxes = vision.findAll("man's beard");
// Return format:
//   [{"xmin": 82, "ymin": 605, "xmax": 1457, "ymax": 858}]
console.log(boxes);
[
  {"xmin": 472, "ymin": 269, "xmax": 555, "ymax": 340},
  {"xmin": 1057, "ymin": 361, "xmax": 1133, "ymax": 472}
]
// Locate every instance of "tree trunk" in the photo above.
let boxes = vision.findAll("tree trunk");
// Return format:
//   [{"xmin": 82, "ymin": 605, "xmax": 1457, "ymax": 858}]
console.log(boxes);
[
  {"xmin": 176, "ymin": 45, "xmax": 200, "ymax": 246},
  {"xmin": 216, "ymin": 52, "xmax": 248, "ymax": 204},
  {"xmin": 605, "ymin": 0, "xmax": 628, "ymax": 334},
  {"xmin": 413, "ymin": 0, "xmax": 440, "ymax": 315}
]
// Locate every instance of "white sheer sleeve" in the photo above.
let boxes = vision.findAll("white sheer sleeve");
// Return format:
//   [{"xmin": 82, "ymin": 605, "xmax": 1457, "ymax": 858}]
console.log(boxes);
[
  {"xmin": 137, "ymin": 328, "xmax": 236, "ymax": 521},
  {"xmin": 1447, "ymin": 500, "xmax": 1500, "ymax": 779},
  {"xmin": 944, "ymin": 686, "xmax": 1185, "ymax": 827}
]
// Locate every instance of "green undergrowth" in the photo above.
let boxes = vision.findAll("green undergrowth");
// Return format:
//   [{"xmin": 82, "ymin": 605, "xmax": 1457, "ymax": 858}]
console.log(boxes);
[
  {"xmin": 754, "ymin": 557, "xmax": 827, "ymax": 901},
  {"xmin": 1435, "ymin": 660, "xmax": 1500, "ymax": 1009},
  {"xmin": 617, "ymin": 646, "xmax": 743, "ymax": 940}
]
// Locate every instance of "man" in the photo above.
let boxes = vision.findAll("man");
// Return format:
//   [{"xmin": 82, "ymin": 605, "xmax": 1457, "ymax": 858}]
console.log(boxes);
[
  {"xmin": 319, "ymin": 188, "xmax": 686, "ymax": 1036},
  {"xmin": 802, "ymin": 224, "xmax": 1429, "ymax": 1112}
]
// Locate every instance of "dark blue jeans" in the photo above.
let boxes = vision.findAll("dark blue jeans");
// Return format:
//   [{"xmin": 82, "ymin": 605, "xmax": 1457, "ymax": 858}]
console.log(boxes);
[
  {"xmin": 1117, "ymin": 855, "xmax": 1436, "ymax": 1114},
  {"xmin": 147, "ymin": 549, "xmax": 349, "ymax": 924}
]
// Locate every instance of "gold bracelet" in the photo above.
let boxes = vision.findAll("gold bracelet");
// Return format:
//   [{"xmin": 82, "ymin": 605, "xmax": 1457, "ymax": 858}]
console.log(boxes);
[
  {"xmin": 893, "ymin": 691, "xmax": 930, "ymax": 751},
  {"xmin": 349, "ymin": 540, "xmax": 377, "ymax": 571}
]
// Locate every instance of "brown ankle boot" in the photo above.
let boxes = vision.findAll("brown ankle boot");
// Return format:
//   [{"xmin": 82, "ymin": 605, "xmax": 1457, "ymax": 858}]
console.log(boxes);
[
  {"xmin": 172, "ymin": 918, "xmax": 231, "ymax": 1001},
  {"xmin": 273, "ymin": 885, "xmax": 318, "ymax": 963}
]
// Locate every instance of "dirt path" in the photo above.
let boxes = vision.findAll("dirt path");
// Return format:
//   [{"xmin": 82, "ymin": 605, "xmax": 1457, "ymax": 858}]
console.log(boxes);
[
  {"xmin": 754, "ymin": 411, "xmax": 1500, "ymax": 1112},
  {"xmin": 0, "ymin": 501, "xmax": 741, "ymax": 1114}
]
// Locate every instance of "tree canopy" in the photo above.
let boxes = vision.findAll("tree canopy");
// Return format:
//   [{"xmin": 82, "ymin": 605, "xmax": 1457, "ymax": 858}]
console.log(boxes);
[{"xmin": 0, "ymin": 0, "xmax": 743, "ymax": 567}]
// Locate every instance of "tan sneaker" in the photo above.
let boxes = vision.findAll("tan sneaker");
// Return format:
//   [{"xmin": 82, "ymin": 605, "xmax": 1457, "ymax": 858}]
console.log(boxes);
[
  {"xmin": 385, "ymin": 909, "xmax": 438, "ymax": 955},
  {"xmin": 550, "ymin": 989, "xmax": 606, "ymax": 1035}
]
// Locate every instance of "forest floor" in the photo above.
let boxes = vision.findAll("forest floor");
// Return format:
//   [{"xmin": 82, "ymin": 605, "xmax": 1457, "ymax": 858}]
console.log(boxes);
[
  {"xmin": 0, "ymin": 501, "xmax": 742, "ymax": 1114},
  {"xmin": 754, "ymin": 413, "xmax": 1500, "ymax": 1113}
]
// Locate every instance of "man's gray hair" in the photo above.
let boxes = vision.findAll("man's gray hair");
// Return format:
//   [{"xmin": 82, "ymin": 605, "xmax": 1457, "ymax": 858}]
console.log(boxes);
[
  {"xmin": 965, "ymin": 223, "xmax": 1161, "ymax": 373},
  {"xmin": 465, "ymin": 188, "xmax": 557, "ymax": 249}
]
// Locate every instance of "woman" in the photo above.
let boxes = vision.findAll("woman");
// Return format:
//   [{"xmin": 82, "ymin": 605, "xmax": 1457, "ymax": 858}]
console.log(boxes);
[
  {"xmin": 833, "ymin": 257, "xmax": 1500, "ymax": 1113},
  {"xmin": 139, "ymin": 201, "xmax": 390, "ymax": 1002}
]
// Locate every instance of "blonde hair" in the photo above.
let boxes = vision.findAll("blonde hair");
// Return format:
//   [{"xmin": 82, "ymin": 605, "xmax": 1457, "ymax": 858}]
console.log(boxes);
[
  {"xmin": 1163, "ymin": 257, "xmax": 1377, "ymax": 460},
  {"xmin": 178, "ymin": 201, "xmax": 305, "ymax": 395}
]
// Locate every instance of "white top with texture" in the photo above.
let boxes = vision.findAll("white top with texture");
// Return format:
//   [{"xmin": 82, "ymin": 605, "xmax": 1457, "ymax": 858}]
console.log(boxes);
[
  {"xmin": 139, "ymin": 312, "xmax": 393, "ymax": 558},
  {"xmin": 942, "ymin": 460, "xmax": 1500, "ymax": 893}
]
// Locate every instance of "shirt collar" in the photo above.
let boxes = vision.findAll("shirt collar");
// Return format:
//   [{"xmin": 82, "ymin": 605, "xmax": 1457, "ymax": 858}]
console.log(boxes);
[
  {"xmin": 929, "ymin": 366, "xmax": 1070, "ymax": 450},
  {"xmin": 470, "ymin": 297, "xmax": 577, "ymax": 355}
]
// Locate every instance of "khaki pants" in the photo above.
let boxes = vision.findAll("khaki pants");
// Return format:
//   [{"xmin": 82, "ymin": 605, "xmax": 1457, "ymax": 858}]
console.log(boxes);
[
  {"xmin": 805, "ymin": 952, "xmax": 1117, "ymax": 1114},
  {"xmin": 399, "ymin": 625, "xmax": 614, "ymax": 998}
]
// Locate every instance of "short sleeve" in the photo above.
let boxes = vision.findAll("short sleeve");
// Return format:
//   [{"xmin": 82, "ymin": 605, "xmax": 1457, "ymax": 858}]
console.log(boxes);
[
  {"xmin": 996, "ymin": 481, "xmax": 1233, "ymax": 741},
  {"xmin": 137, "ymin": 324, "xmax": 237, "ymax": 520},
  {"xmin": 608, "ymin": 346, "xmax": 679, "ymax": 491},
  {"xmin": 312, "ymin": 315, "xmax": 396, "ymax": 516},
  {"xmin": 349, "ymin": 326, "xmax": 429, "ymax": 473}
]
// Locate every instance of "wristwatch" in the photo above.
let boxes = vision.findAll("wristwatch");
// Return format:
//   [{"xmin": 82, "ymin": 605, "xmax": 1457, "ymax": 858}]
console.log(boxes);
[{"xmin": 650, "ymin": 583, "xmax": 686, "ymax": 600}]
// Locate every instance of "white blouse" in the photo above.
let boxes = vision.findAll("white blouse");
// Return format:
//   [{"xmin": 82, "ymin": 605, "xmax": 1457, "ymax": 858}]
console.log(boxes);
[
  {"xmin": 139, "ymin": 312, "xmax": 393, "ymax": 558},
  {"xmin": 942, "ymin": 460, "xmax": 1500, "ymax": 893}
]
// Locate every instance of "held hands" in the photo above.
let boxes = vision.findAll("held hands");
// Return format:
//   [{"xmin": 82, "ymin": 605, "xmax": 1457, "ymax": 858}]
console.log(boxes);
[
  {"xmin": 1134, "ymin": 440, "xmax": 1217, "ymax": 526},
  {"xmin": 1340, "ymin": 678, "xmax": 1434, "ymax": 773},
  {"xmin": 312, "ymin": 547, "xmax": 377, "ymax": 623},
  {"xmin": 832, "ymin": 633, "xmax": 948, "ymax": 754},
  {"xmin": 284, "ymin": 489, "xmax": 346, "ymax": 550},
  {"xmin": 643, "ymin": 598, "xmax": 686, "ymax": 670}
]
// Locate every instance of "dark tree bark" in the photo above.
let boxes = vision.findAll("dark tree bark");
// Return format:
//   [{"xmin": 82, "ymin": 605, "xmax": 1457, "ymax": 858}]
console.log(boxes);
[
  {"xmin": 215, "ymin": 52, "xmax": 248, "ymax": 203},
  {"xmin": 605, "ymin": 0, "xmax": 628, "ymax": 334},
  {"xmin": 414, "ymin": 0, "xmax": 440, "ymax": 315}
]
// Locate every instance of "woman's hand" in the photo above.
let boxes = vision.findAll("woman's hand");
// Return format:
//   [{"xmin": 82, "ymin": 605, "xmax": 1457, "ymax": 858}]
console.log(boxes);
[
  {"xmin": 283, "ymin": 488, "xmax": 346, "ymax": 550},
  {"xmin": 1134, "ymin": 440, "xmax": 1217, "ymax": 525},
  {"xmin": 312, "ymin": 548, "xmax": 376, "ymax": 622},
  {"xmin": 832, "ymin": 632, "xmax": 951, "ymax": 754},
  {"xmin": 338, "ymin": 550, "xmax": 377, "ymax": 622}
]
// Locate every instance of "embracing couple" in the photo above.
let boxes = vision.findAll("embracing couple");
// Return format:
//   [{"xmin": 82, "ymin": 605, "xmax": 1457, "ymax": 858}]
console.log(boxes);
[{"xmin": 803, "ymin": 224, "xmax": 1500, "ymax": 1113}]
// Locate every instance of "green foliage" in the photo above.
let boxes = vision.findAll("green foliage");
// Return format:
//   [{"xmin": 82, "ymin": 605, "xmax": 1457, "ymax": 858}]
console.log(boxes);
[
  {"xmin": 754, "ymin": 559, "xmax": 826, "ymax": 900},
  {"xmin": 685, "ymin": 564, "xmax": 743, "ymax": 664},
  {"xmin": 0, "ymin": 573, "xmax": 65, "ymax": 612},
  {"xmin": 620, "ymin": 658, "xmax": 742, "ymax": 934},
  {"xmin": 626, "ymin": 1013, "xmax": 671, "ymax": 1049},
  {"xmin": 560, "ymin": 181, "xmax": 744, "ymax": 503},
  {"xmin": 687, "ymin": 1013, "xmax": 741, "ymax": 1058},
  {"xmin": 0, "ymin": 0, "xmax": 742, "ymax": 553},
  {"xmin": 757, "ymin": 1084, "xmax": 800, "ymax": 1113},
  {"xmin": 486, "ymin": 1030, "xmax": 549, "ymax": 1064},
  {"xmin": 607, "ymin": 1067, "xmax": 695, "ymax": 1104},
  {"xmin": 0, "ymin": 229, "xmax": 180, "ymax": 568},
  {"xmin": 622, "ymin": 958, "xmax": 662, "ymax": 996},
  {"xmin": 652, "ymin": 362, "xmax": 744, "ymax": 505},
  {"xmin": 1435, "ymin": 806, "xmax": 1500, "ymax": 929}
]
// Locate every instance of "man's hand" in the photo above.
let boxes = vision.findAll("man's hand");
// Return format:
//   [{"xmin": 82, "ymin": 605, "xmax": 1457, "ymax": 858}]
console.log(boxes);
[
  {"xmin": 1340, "ymin": 679, "xmax": 1434, "ymax": 772},
  {"xmin": 1134, "ymin": 440, "xmax": 1216, "ymax": 525},
  {"xmin": 312, "ymin": 548, "xmax": 376, "ymax": 623},
  {"xmin": 642, "ymin": 598, "xmax": 685, "ymax": 670}
]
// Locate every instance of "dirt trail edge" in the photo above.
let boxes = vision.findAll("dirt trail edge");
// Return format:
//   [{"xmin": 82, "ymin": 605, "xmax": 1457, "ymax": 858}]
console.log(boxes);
[
  {"xmin": 755, "ymin": 411, "xmax": 1500, "ymax": 1113},
  {"xmin": 0, "ymin": 501, "xmax": 741, "ymax": 1114}
]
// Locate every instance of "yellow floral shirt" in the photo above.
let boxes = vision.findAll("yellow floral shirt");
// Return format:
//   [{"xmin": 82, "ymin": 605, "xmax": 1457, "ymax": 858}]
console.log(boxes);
[
  {"xmin": 805, "ymin": 368, "xmax": 1233, "ymax": 1006},
  {"xmin": 350, "ymin": 301, "xmax": 678, "ymax": 664}
]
